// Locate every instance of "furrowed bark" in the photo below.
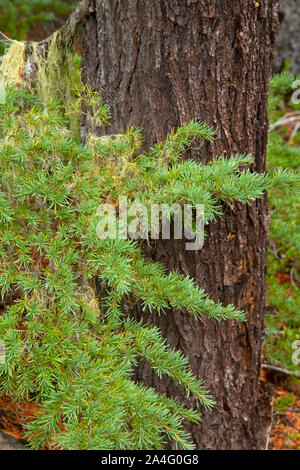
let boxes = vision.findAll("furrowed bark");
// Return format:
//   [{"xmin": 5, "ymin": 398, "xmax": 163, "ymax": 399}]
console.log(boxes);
[{"xmin": 81, "ymin": 0, "xmax": 278, "ymax": 449}]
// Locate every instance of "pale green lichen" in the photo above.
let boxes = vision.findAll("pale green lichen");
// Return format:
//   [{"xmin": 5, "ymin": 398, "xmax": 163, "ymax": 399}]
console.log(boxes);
[
  {"xmin": 0, "ymin": 31, "xmax": 78, "ymax": 115},
  {"xmin": 0, "ymin": 40, "xmax": 26, "ymax": 87},
  {"xmin": 33, "ymin": 31, "xmax": 77, "ymax": 109}
]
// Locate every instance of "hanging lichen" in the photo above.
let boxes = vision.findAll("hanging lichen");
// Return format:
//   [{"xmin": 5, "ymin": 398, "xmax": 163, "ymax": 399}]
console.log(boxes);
[
  {"xmin": 0, "ymin": 31, "xmax": 79, "ymax": 123},
  {"xmin": 0, "ymin": 41, "xmax": 26, "ymax": 87},
  {"xmin": 33, "ymin": 31, "xmax": 78, "ymax": 110}
]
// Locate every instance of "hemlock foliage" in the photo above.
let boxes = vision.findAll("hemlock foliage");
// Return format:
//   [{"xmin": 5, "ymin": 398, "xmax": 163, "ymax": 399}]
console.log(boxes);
[{"xmin": 0, "ymin": 48, "xmax": 298, "ymax": 448}]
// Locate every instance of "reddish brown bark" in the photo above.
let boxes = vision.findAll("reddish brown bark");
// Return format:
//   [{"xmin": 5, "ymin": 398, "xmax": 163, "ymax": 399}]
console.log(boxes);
[{"xmin": 81, "ymin": 0, "xmax": 278, "ymax": 449}]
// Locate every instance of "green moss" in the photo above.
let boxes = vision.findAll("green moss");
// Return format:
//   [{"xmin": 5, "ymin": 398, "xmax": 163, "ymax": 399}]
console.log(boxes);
[{"xmin": 265, "ymin": 73, "xmax": 300, "ymax": 375}]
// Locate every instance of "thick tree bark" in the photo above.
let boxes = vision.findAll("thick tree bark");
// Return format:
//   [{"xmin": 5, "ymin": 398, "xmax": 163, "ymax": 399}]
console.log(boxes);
[{"xmin": 81, "ymin": 0, "xmax": 278, "ymax": 449}]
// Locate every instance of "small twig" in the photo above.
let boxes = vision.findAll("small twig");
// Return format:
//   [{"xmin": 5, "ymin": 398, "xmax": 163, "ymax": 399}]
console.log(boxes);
[
  {"xmin": 0, "ymin": 31, "xmax": 15, "ymax": 42},
  {"xmin": 269, "ymin": 112, "xmax": 300, "ymax": 132},
  {"xmin": 262, "ymin": 363, "xmax": 300, "ymax": 378},
  {"xmin": 291, "ymin": 121, "xmax": 300, "ymax": 140}
]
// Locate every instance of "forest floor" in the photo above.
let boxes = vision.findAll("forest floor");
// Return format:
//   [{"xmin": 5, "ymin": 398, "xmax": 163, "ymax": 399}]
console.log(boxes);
[
  {"xmin": 269, "ymin": 389, "xmax": 300, "ymax": 450},
  {"xmin": 260, "ymin": 369, "xmax": 300, "ymax": 450}
]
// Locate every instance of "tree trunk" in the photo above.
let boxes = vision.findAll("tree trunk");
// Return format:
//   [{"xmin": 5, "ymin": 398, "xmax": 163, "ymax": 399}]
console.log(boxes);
[{"xmin": 81, "ymin": 0, "xmax": 278, "ymax": 449}]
